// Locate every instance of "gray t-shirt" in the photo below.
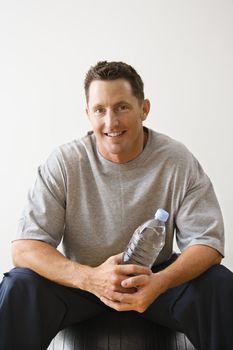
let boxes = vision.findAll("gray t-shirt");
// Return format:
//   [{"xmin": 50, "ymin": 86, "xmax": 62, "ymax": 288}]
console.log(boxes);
[{"xmin": 15, "ymin": 128, "xmax": 224, "ymax": 266}]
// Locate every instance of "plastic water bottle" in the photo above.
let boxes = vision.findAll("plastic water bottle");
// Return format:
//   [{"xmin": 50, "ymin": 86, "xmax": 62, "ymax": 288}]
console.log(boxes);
[{"xmin": 122, "ymin": 208, "xmax": 169, "ymax": 268}]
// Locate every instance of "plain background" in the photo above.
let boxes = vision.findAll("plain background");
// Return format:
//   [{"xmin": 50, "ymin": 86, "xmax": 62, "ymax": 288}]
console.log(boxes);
[{"xmin": 0, "ymin": 0, "xmax": 232, "ymax": 276}]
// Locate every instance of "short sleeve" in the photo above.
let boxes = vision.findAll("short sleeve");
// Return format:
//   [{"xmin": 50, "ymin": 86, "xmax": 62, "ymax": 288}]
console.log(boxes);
[
  {"xmin": 14, "ymin": 149, "xmax": 66, "ymax": 247},
  {"xmin": 175, "ymin": 157, "xmax": 225, "ymax": 256}
]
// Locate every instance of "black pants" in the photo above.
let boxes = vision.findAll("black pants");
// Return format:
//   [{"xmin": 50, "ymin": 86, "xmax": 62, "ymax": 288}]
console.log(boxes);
[{"xmin": 0, "ymin": 258, "xmax": 233, "ymax": 350}]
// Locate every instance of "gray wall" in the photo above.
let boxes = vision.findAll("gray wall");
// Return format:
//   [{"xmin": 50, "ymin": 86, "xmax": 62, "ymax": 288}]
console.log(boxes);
[{"xmin": 0, "ymin": 0, "xmax": 232, "ymax": 275}]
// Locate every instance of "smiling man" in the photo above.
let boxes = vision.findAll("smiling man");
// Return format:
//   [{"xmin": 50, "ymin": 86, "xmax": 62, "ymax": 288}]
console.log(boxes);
[
  {"xmin": 0, "ymin": 61, "xmax": 233, "ymax": 350},
  {"xmin": 86, "ymin": 78, "xmax": 150, "ymax": 163}
]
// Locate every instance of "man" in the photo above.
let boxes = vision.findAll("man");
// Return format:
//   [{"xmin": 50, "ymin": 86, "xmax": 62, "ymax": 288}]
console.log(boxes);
[{"xmin": 0, "ymin": 61, "xmax": 232, "ymax": 350}]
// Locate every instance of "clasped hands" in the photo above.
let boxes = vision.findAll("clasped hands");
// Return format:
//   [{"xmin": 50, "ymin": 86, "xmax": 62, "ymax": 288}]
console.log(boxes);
[{"xmin": 87, "ymin": 252, "xmax": 166, "ymax": 313}]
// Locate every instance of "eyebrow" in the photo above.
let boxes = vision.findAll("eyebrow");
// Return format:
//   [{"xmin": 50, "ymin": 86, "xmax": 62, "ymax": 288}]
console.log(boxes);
[
  {"xmin": 114, "ymin": 101, "xmax": 130, "ymax": 106},
  {"xmin": 92, "ymin": 104, "xmax": 103, "ymax": 109},
  {"xmin": 92, "ymin": 101, "xmax": 130, "ymax": 109}
]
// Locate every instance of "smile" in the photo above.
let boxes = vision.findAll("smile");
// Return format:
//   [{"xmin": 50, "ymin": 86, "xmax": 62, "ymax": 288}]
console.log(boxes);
[{"xmin": 104, "ymin": 131, "xmax": 126, "ymax": 137}]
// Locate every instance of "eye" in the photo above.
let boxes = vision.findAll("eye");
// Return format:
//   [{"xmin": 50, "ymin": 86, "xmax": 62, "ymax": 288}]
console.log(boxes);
[
  {"xmin": 94, "ymin": 107, "xmax": 105, "ymax": 116},
  {"xmin": 116, "ymin": 104, "xmax": 129, "ymax": 112}
]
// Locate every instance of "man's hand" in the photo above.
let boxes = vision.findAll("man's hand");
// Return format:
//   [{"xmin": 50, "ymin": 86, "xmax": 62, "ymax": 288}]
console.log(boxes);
[
  {"xmin": 99, "ymin": 270, "xmax": 166, "ymax": 313},
  {"xmin": 84, "ymin": 253, "xmax": 152, "ymax": 301},
  {"xmin": 96, "ymin": 245, "xmax": 222, "ymax": 313}
]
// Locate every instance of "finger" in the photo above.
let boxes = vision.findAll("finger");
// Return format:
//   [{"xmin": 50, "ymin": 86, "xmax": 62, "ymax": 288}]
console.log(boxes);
[
  {"xmin": 109, "ymin": 252, "xmax": 123, "ymax": 264},
  {"xmin": 121, "ymin": 275, "xmax": 149, "ymax": 288},
  {"xmin": 106, "ymin": 290, "xmax": 136, "ymax": 304},
  {"xmin": 115, "ymin": 252, "xmax": 123, "ymax": 264},
  {"xmin": 114, "ymin": 286, "xmax": 137, "ymax": 294},
  {"xmin": 100, "ymin": 296, "xmax": 133, "ymax": 312}
]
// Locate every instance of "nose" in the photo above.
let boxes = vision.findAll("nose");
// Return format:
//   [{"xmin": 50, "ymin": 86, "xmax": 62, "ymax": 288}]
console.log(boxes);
[{"xmin": 105, "ymin": 109, "xmax": 120, "ymax": 130}]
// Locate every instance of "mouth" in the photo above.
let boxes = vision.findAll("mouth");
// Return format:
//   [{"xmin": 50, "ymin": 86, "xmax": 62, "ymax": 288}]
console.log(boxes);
[{"xmin": 104, "ymin": 131, "xmax": 126, "ymax": 137}]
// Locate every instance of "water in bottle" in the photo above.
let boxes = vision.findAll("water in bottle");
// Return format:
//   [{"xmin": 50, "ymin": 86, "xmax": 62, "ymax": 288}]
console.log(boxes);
[{"xmin": 122, "ymin": 208, "xmax": 169, "ymax": 268}]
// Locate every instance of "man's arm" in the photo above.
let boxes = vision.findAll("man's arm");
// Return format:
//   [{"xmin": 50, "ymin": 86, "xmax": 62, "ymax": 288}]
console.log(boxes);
[
  {"xmin": 12, "ymin": 239, "xmax": 151, "ymax": 298},
  {"xmin": 154, "ymin": 244, "xmax": 222, "ymax": 289},
  {"xmin": 12, "ymin": 240, "xmax": 90, "ymax": 289},
  {"xmin": 99, "ymin": 244, "xmax": 222, "ymax": 312}
]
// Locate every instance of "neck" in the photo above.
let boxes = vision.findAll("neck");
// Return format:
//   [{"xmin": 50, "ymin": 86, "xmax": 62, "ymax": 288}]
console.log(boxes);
[{"xmin": 143, "ymin": 128, "xmax": 148, "ymax": 149}]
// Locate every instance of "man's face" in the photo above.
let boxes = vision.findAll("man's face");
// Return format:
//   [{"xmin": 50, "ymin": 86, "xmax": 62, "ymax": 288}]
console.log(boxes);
[{"xmin": 86, "ymin": 79, "xmax": 150, "ymax": 163}]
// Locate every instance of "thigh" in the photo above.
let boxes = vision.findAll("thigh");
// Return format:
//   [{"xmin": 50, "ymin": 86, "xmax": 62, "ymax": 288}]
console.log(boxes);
[
  {"xmin": 142, "ymin": 264, "xmax": 233, "ymax": 349},
  {"xmin": 47, "ymin": 273, "xmax": 109, "ymax": 328},
  {"xmin": 2, "ymin": 267, "xmax": 107, "ymax": 323},
  {"xmin": 171, "ymin": 264, "xmax": 233, "ymax": 349},
  {"xmin": 0, "ymin": 267, "xmax": 107, "ymax": 349}
]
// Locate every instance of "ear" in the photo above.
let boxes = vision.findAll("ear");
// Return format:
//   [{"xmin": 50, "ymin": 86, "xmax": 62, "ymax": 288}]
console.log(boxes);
[
  {"xmin": 85, "ymin": 106, "xmax": 90, "ymax": 120},
  {"xmin": 141, "ymin": 99, "xmax": 150, "ymax": 121}
]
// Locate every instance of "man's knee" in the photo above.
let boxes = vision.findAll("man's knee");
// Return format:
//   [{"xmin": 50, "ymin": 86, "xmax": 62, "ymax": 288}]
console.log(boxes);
[
  {"xmin": 2, "ymin": 266, "xmax": 44, "ymax": 284},
  {"xmin": 173, "ymin": 264, "xmax": 233, "ymax": 324},
  {"xmin": 192, "ymin": 263, "xmax": 233, "ymax": 293},
  {"xmin": 0, "ymin": 267, "xmax": 51, "ymax": 306},
  {"xmin": 0, "ymin": 267, "xmax": 66, "ymax": 329},
  {"xmin": 0, "ymin": 268, "xmax": 65, "ymax": 349}
]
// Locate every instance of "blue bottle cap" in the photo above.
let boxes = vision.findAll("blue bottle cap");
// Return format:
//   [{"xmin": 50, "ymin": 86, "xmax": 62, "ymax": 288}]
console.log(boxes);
[{"xmin": 155, "ymin": 208, "xmax": 169, "ymax": 222}]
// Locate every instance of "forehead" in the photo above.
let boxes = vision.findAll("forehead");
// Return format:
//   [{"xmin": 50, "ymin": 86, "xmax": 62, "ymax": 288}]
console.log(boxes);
[{"xmin": 87, "ymin": 79, "xmax": 137, "ymax": 106}]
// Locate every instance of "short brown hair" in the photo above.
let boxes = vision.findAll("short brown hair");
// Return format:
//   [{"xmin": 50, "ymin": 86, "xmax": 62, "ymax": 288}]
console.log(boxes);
[{"xmin": 84, "ymin": 61, "xmax": 144, "ymax": 103}]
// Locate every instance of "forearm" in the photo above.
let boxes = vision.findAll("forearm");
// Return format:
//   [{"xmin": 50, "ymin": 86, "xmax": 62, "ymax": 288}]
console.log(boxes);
[
  {"xmin": 11, "ymin": 239, "xmax": 91, "ymax": 290},
  {"xmin": 156, "ymin": 244, "xmax": 222, "ymax": 292},
  {"xmin": 12, "ymin": 240, "xmax": 151, "ymax": 303}
]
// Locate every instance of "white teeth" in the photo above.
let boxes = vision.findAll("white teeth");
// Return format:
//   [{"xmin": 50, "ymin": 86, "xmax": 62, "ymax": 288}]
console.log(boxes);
[{"xmin": 106, "ymin": 132, "xmax": 123, "ymax": 137}]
